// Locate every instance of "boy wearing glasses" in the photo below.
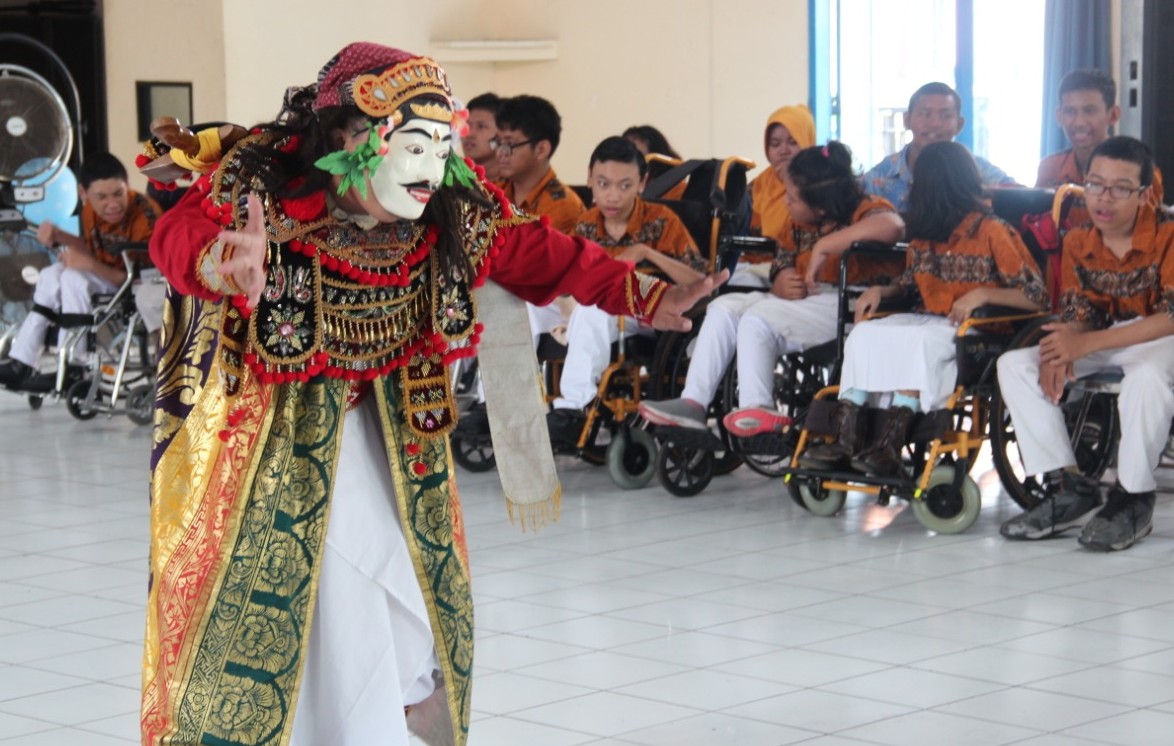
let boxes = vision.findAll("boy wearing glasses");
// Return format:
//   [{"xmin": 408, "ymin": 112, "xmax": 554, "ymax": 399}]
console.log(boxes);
[
  {"xmin": 494, "ymin": 95, "xmax": 584, "ymax": 235},
  {"xmin": 1037, "ymin": 69, "xmax": 1165, "ymax": 226},
  {"xmin": 999, "ymin": 136, "xmax": 1174, "ymax": 551}
]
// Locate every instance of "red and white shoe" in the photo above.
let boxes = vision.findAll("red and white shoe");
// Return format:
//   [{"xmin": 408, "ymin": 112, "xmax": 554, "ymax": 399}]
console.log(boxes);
[{"xmin": 722, "ymin": 407, "xmax": 793, "ymax": 438}]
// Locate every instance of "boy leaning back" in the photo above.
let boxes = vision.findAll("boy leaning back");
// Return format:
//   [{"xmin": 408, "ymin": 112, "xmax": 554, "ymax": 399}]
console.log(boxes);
[{"xmin": 999, "ymin": 136, "xmax": 1174, "ymax": 552}]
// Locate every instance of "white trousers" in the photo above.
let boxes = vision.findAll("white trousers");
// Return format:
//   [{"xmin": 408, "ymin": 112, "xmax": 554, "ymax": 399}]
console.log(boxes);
[
  {"xmin": 554, "ymin": 304, "xmax": 651, "ymax": 409},
  {"xmin": 9, "ymin": 263, "xmax": 117, "ymax": 366},
  {"xmin": 840, "ymin": 314, "xmax": 959, "ymax": 411},
  {"xmin": 681, "ymin": 287, "xmax": 838, "ymax": 409},
  {"xmin": 290, "ymin": 399, "xmax": 441, "ymax": 746},
  {"xmin": 997, "ymin": 327, "xmax": 1174, "ymax": 493},
  {"xmin": 133, "ymin": 275, "xmax": 168, "ymax": 334}
]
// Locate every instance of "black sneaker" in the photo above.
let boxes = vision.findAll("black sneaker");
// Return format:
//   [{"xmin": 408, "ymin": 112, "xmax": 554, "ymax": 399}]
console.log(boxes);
[
  {"xmin": 546, "ymin": 408, "xmax": 586, "ymax": 448},
  {"xmin": 0, "ymin": 359, "xmax": 33, "ymax": 389},
  {"xmin": 1000, "ymin": 471, "xmax": 1103, "ymax": 540},
  {"xmin": 1078, "ymin": 484, "xmax": 1155, "ymax": 552}
]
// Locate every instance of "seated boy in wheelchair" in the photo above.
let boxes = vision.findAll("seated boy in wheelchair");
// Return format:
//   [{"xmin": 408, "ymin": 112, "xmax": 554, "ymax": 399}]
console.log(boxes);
[
  {"xmin": 799, "ymin": 142, "xmax": 1047, "ymax": 474},
  {"xmin": 547, "ymin": 135, "xmax": 706, "ymax": 441},
  {"xmin": 640, "ymin": 141, "xmax": 904, "ymax": 436},
  {"xmin": 999, "ymin": 136, "xmax": 1174, "ymax": 552},
  {"xmin": 0, "ymin": 153, "xmax": 161, "ymax": 389}
]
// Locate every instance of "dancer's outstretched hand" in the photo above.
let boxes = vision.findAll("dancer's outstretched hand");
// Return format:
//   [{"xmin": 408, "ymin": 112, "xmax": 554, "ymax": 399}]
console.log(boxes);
[
  {"xmin": 218, "ymin": 194, "xmax": 269, "ymax": 308},
  {"xmin": 650, "ymin": 269, "xmax": 729, "ymax": 332}
]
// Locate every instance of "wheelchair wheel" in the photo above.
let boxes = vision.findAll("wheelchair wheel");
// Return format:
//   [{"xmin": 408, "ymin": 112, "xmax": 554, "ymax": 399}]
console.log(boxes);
[
  {"xmin": 65, "ymin": 378, "xmax": 99, "ymax": 420},
  {"xmin": 911, "ymin": 465, "xmax": 981, "ymax": 534},
  {"xmin": 656, "ymin": 443, "xmax": 713, "ymax": 497},
  {"xmin": 126, "ymin": 383, "xmax": 155, "ymax": 426},
  {"xmin": 795, "ymin": 477, "xmax": 847, "ymax": 516},
  {"xmin": 606, "ymin": 427, "xmax": 657, "ymax": 489},
  {"xmin": 988, "ymin": 323, "xmax": 1119, "ymax": 510},
  {"xmin": 27, "ymin": 395, "xmax": 42, "ymax": 410},
  {"xmin": 452, "ymin": 435, "xmax": 496, "ymax": 473}
]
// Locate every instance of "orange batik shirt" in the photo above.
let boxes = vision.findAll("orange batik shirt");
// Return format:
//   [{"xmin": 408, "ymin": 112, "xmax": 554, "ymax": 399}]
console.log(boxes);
[
  {"xmin": 572, "ymin": 197, "xmax": 705, "ymax": 272},
  {"xmin": 1037, "ymin": 150, "xmax": 1166, "ymax": 228},
  {"xmin": 500, "ymin": 168, "xmax": 584, "ymax": 235},
  {"xmin": 1059, "ymin": 203, "xmax": 1174, "ymax": 327},
  {"xmin": 895, "ymin": 212, "xmax": 1047, "ymax": 315},
  {"xmin": 770, "ymin": 195, "xmax": 904, "ymax": 287},
  {"xmin": 82, "ymin": 191, "xmax": 161, "ymax": 267}
]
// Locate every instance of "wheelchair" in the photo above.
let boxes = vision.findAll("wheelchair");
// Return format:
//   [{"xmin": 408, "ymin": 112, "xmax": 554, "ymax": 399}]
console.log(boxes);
[
  {"xmin": 648, "ymin": 241, "xmax": 900, "ymax": 497},
  {"xmin": 986, "ymin": 319, "xmax": 1117, "ymax": 510},
  {"xmin": 450, "ymin": 155, "xmax": 756, "ymax": 488},
  {"xmin": 785, "ymin": 302, "xmax": 1045, "ymax": 534},
  {"xmin": 0, "ymin": 242, "xmax": 156, "ymax": 424}
]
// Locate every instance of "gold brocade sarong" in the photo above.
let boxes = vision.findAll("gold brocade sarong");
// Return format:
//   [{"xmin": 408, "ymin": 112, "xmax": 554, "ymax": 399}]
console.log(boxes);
[{"xmin": 142, "ymin": 294, "xmax": 474, "ymax": 746}]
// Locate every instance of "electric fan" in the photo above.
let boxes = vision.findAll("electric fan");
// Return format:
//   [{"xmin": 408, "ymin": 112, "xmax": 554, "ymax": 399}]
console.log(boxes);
[{"xmin": 0, "ymin": 33, "xmax": 83, "ymax": 350}]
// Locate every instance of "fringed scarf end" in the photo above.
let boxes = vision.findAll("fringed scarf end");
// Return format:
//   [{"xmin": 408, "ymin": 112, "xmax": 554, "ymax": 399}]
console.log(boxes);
[{"xmin": 505, "ymin": 483, "xmax": 562, "ymax": 532}]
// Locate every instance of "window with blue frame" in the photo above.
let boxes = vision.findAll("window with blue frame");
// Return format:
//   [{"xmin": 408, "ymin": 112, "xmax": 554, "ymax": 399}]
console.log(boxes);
[{"xmin": 809, "ymin": 0, "xmax": 1045, "ymax": 184}]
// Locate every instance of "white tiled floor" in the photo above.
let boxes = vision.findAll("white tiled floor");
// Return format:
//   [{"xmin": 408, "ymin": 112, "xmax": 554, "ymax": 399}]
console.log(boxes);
[{"xmin": 2, "ymin": 394, "xmax": 1174, "ymax": 745}]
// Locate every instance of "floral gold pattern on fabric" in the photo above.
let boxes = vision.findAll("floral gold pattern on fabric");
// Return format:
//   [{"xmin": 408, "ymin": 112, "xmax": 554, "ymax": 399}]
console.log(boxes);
[
  {"xmin": 376, "ymin": 379, "xmax": 474, "ymax": 746},
  {"xmin": 165, "ymin": 380, "xmax": 346, "ymax": 746}
]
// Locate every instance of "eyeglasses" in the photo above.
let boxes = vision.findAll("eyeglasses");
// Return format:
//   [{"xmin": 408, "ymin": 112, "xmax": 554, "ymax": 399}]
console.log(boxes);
[
  {"xmin": 492, "ymin": 138, "xmax": 535, "ymax": 156},
  {"xmin": 1084, "ymin": 181, "xmax": 1148, "ymax": 200}
]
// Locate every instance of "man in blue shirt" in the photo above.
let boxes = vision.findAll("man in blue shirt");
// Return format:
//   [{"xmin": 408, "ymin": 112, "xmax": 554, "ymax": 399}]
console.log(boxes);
[{"xmin": 862, "ymin": 82, "xmax": 1018, "ymax": 212}]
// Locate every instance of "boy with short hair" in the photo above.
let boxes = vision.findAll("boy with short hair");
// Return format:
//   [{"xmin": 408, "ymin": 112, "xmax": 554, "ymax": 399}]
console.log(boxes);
[
  {"xmin": 1037, "ymin": 69, "xmax": 1164, "ymax": 225},
  {"xmin": 0, "ymin": 152, "xmax": 161, "ymax": 388},
  {"xmin": 999, "ymin": 136, "xmax": 1174, "ymax": 551},
  {"xmin": 494, "ymin": 95, "xmax": 585, "ymax": 235},
  {"xmin": 548, "ymin": 137, "xmax": 704, "ymax": 436},
  {"xmin": 863, "ymin": 82, "xmax": 1017, "ymax": 212},
  {"xmin": 462, "ymin": 92, "xmax": 503, "ymax": 182}
]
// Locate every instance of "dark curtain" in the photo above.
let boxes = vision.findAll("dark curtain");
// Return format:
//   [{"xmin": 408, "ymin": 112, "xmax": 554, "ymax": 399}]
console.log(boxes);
[{"xmin": 1040, "ymin": 0, "xmax": 1113, "ymax": 157}]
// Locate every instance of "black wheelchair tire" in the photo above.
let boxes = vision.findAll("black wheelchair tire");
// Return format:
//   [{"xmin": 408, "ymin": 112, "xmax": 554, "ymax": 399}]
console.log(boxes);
[
  {"xmin": 656, "ymin": 442, "xmax": 714, "ymax": 497},
  {"xmin": 65, "ymin": 379, "xmax": 99, "ymax": 421},
  {"xmin": 988, "ymin": 321, "xmax": 1119, "ymax": 510},
  {"xmin": 451, "ymin": 435, "xmax": 496, "ymax": 473},
  {"xmin": 126, "ymin": 384, "xmax": 155, "ymax": 426}
]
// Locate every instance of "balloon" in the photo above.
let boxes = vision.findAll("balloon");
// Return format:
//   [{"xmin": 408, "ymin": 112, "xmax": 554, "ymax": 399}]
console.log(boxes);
[{"xmin": 15, "ymin": 157, "xmax": 79, "ymax": 235}]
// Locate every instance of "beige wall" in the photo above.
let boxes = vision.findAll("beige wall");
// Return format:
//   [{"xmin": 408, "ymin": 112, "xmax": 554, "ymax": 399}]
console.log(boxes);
[
  {"xmin": 103, "ymin": 0, "xmax": 228, "ymax": 191},
  {"xmin": 104, "ymin": 0, "xmax": 808, "ymax": 190}
]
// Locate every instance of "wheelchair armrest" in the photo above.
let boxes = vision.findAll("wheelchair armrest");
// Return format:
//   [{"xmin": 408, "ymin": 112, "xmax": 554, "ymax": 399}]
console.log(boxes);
[
  {"xmin": 717, "ymin": 235, "xmax": 777, "ymax": 275},
  {"xmin": 108, "ymin": 242, "xmax": 152, "ymax": 275},
  {"xmin": 844, "ymin": 240, "xmax": 908, "ymax": 258},
  {"xmin": 958, "ymin": 307, "xmax": 1049, "ymax": 336}
]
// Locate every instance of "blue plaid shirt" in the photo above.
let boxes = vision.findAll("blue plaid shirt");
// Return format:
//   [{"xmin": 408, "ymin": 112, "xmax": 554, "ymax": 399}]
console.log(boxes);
[{"xmin": 862, "ymin": 144, "xmax": 1019, "ymax": 212}]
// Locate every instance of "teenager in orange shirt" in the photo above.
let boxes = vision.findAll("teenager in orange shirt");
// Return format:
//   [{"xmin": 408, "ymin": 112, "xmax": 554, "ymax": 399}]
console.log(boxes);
[
  {"xmin": 801, "ymin": 142, "xmax": 1047, "ymax": 475},
  {"xmin": 640, "ymin": 142, "xmax": 904, "ymax": 436},
  {"xmin": 549, "ymin": 137, "xmax": 705, "ymax": 432},
  {"xmin": 1037, "ymin": 69, "xmax": 1164, "ymax": 226},
  {"xmin": 494, "ymin": 95, "xmax": 584, "ymax": 234},
  {"xmin": 1001, "ymin": 136, "xmax": 1174, "ymax": 551},
  {"xmin": 0, "ymin": 153, "xmax": 161, "ymax": 388}
]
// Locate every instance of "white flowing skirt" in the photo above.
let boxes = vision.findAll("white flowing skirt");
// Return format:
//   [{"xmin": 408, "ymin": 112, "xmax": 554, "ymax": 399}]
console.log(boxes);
[
  {"xmin": 839, "ymin": 313, "xmax": 958, "ymax": 411},
  {"xmin": 290, "ymin": 398, "xmax": 441, "ymax": 746}
]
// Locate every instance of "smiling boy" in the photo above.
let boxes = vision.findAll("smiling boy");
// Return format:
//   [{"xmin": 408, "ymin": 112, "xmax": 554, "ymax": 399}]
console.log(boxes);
[
  {"xmin": 863, "ymin": 82, "xmax": 1017, "ymax": 212},
  {"xmin": 1037, "ymin": 69, "xmax": 1164, "ymax": 225}
]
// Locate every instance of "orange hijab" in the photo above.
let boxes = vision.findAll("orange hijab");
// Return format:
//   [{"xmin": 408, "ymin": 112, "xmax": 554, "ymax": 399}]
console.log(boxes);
[{"xmin": 750, "ymin": 105, "xmax": 816, "ymax": 242}]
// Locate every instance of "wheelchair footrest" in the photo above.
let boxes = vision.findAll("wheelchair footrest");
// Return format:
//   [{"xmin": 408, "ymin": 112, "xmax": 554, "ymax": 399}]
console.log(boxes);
[
  {"xmin": 733, "ymin": 431, "xmax": 792, "ymax": 455},
  {"xmin": 655, "ymin": 425, "xmax": 724, "ymax": 451}
]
